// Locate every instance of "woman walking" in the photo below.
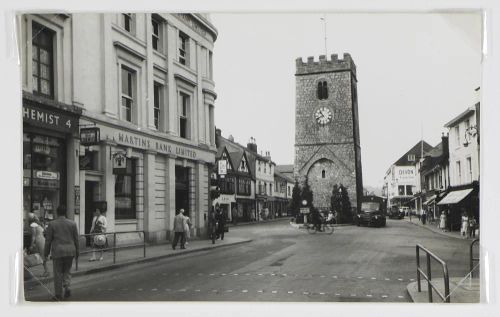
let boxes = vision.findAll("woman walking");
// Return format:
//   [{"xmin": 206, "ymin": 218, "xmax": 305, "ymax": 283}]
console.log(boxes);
[
  {"xmin": 184, "ymin": 215, "xmax": 192, "ymax": 245},
  {"xmin": 28, "ymin": 213, "xmax": 49, "ymax": 276},
  {"xmin": 439, "ymin": 211, "xmax": 447, "ymax": 232},
  {"xmin": 89, "ymin": 208, "xmax": 107, "ymax": 261},
  {"xmin": 461, "ymin": 211, "xmax": 469, "ymax": 238}
]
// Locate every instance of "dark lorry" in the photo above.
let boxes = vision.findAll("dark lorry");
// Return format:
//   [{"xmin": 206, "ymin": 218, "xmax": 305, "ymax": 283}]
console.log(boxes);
[{"xmin": 354, "ymin": 195, "xmax": 387, "ymax": 227}]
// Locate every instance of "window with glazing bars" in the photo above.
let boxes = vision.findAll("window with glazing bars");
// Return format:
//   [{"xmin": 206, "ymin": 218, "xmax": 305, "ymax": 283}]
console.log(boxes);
[
  {"xmin": 179, "ymin": 92, "xmax": 189, "ymax": 138},
  {"xmin": 122, "ymin": 13, "xmax": 133, "ymax": 32},
  {"xmin": 153, "ymin": 82, "xmax": 162, "ymax": 129},
  {"xmin": 152, "ymin": 18, "xmax": 160, "ymax": 51},
  {"xmin": 32, "ymin": 22, "xmax": 54, "ymax": 97},
  {"xmin": 121, "ymin": 66, "xmax": 134, "ymax": 122},
  {"xmin": 178, "ymin": 33, "xmax": 188, "ymax": 65}
]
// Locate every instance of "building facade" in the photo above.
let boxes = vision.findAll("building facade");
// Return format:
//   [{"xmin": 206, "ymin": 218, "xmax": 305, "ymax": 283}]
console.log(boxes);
[
  {"xmin": 383, "ymin": 141, "xmax": 433, "ymax": 210},
  {"xmin": 294, "ymin": 54, "xmax": 363, "ymax": 212},
  {"xmin": 20, "ymin": 15, "xmax": 82, "ymax": 244},
  {"xmin": 21, "ymin": 13, "xmax": 218, "ymax": 243}
]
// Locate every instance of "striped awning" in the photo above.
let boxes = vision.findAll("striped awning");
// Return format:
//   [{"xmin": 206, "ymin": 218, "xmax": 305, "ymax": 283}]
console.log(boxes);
[{"xmin": 437, "ymin": 189, "xmax": 473, "ymax": 205}]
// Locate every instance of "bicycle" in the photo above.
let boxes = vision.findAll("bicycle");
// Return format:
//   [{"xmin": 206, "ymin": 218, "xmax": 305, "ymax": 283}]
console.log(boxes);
[{"xmin": 305, "ymin": 221, "xmax": 334, "ymax": 235}]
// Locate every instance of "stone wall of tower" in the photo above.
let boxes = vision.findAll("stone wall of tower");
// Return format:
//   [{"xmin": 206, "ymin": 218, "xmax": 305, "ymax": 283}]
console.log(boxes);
[{"xmin": 294, "ymin": 54, "xmax": 363, "ymax": 211}]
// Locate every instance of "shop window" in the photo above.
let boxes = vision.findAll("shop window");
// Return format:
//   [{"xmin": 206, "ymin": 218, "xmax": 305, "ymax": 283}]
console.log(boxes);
[
  {"xmin": 115, "ymin": 158, "xmax": 136, "ymax": 220},
  {"xmin": 23, "ymin": 134, "xmax": 66, "ymax": 223},
  {"xmin": 178, "ymin": 32, "xmax": 189, "ymax": 66},
  {"xmin": 121, "ymin": 66, "xmax": 135, "ymax": 122},
  {"xmin": 179, "ymin": 92, "xmax": 190, "ymax": 139},
  {"xmin": 32, "ymin": 22, "xmax": 54, "ymax": 98}
]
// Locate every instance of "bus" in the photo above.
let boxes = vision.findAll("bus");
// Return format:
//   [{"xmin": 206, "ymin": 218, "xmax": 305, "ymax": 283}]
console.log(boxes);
[{"xmin": 354, "ymin": 195, "xmax": 387, "ymax": 227}]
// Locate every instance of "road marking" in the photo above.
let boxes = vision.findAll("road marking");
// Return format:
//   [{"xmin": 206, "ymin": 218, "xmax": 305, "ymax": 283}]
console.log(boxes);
[
  {"xmin": 320, "ymin": 275, "xmax": 326, "ymax": 278},
  {"xmin": 233, "ymin": 273, "xmax": 239, "ymax": 276},
  {"xmin": 288, "ymin": 291, "xmax": 294, "ymax": 294},
  {"xmin": 226, "ymin": 290, "xmax": 233, "ymax": 293},
  {"xmin": 410, "ymin": 278, "xmax": 415, "ymax": 281},
  {"xmin": 221, "ymin": 273, "xmax": 226, "ymax": 276},
  {"xmin": 398, "ymin": 295, "xmax": 404, "ymax": 299},
  {"xmin": 209, "ymin": 273, "xmax": 215, "ymax": 276},
  {"xmin": 165, "ymin": 289, "xmax": 171, "ymax": 292},
  {"xmin": 195, "ymin": 289, "xmax": 201, "ymax": 292},
  {"xmin": 138, "ymin": 288, "xmax": 143, "ymax": 291},
  {"xmin": 245, "ymin": 273, "xmax": 251, "ymax": 276},
  {"xmin": 371, "ymin": 277, "xmax": 377, "ymax": 280},
  {"xmin": 179, "ymin": 289, "xmax": 186, "ymax": 292},
  {"xmin": 366, "ymin": 294, "xmax": 373, "ymax": 297},
  {"xmin": 272, "ymin": 290, "xmax": 278, "ymax": 294},
  {"xmin": 358, "ymin": 276, "xmax": 363, "ymax": 279},
  {"xmin": 258, "ymin": 273, "xmax": 263, "ymax": 276},
  {"xmin": 242, "ymin": 290, "xmax": 248, "ymax": 293},
  {"xmin": 319, "ymin": 292, "xmax": 326, "ymax": 295},
  {"xmin": 282, "ymin": 274, "xmax": 287, "ymax": 276},
  {"xmin": 257, "ymin": 290, "xmax": 263, "ymax": 293},
  {"xmin": 382, "ymin": 295, "xmax": 388, "ymax": 298},
  {"xmin": 385, "ymin": 278, "xmax": 390, "ymax": 281},
  {"xmin": 398, "ymin": 278, "xmax": 403, "ymax": 281},
  {"xmin": 335, "ymin": 293, "xmax": 341, "ymax": 296},
  {"xmin": 271, "ymin": 273, "xmax": 276, "ymax": 276},
  {"xmin": 333, "ymin": 276, "xmax": 338, "ymax": 279},
  {"xmin": 350, "ymin": 294, "xmax": 357, "ymax": 297},
  {"xmin": 212, "ymin": 289, "xmax": 218, "ymax": 292},
  {"xmin": 151, "ymin": 288, "xmax": 158, "ymax": 291}
]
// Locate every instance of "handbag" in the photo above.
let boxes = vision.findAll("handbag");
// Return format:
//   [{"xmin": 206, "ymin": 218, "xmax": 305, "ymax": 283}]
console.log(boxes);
[
  {"xmin": 24, "ymin": 253, "xmax": 43, "ymax": 267},
  {"xmin": 93, "ymin": 234, "xmax": 107, "ymax": 246}
]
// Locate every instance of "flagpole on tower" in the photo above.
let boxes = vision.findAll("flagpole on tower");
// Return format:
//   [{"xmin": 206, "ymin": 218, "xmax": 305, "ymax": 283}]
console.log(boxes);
[{"xmin": 320, "ymin": 14, "xmax": 327, "ymax": 56}]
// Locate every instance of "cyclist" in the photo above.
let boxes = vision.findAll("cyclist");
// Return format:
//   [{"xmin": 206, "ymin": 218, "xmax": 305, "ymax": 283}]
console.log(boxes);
[{"xmin": 310, "ymin": 209, "xmax": 322, "ymax": 232}]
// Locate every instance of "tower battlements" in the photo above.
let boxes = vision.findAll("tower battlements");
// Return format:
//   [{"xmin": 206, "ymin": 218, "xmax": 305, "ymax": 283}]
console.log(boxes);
[{"xmin": 295, "ymin": 53, "xmax": 356, "ymax": 76}]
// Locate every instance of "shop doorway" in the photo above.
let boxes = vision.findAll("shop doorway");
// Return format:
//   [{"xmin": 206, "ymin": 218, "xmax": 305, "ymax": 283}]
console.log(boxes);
[
  {"xmin": 85, "ymin": 181, "xmax": 100, "ymax": 242},
  {"xmin": 175, "ymin": 166, "xmax": 190, "ymax": 217}
]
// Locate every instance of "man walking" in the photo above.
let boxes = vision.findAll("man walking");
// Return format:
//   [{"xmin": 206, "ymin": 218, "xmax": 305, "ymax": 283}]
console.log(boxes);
[
  {"xmin": 172, "ymin": 209, "xmax": 187, "ymax": 250},
  {"xmin": 215, "ymin": 208, "xmax": 226, "ymax": 240},
  {"xmin": 44, "ymin": 205, "xmax": 79, "ymax": 300}
]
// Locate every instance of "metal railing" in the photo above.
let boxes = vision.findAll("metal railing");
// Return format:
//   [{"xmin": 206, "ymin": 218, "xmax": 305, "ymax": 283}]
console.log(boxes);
[
  {"xmin": 470, "ymin": 239, "xmax": 480, "ymax": 278},
  {"xmin": 416, "ymin": 244, "xmax": 450, "ymax": 303},
  {"xmin": 75, "ymin": 230, "xmax": 146, "ymax": 271}
]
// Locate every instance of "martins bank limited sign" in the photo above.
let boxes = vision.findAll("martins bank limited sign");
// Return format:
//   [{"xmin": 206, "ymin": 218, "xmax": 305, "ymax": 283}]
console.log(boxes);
[{"xmin": 96, "ymin": 124, "xmax": 213, "ymax": 162}]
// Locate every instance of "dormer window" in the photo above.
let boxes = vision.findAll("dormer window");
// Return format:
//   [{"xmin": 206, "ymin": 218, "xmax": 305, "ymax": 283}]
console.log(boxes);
[
  {"xmin": 408, "ymin": 154, "xmax": 416, "ymax": 162},
  {"xmin": 317, "ymin": 81, "xmax": 328, "ymax": 100}
]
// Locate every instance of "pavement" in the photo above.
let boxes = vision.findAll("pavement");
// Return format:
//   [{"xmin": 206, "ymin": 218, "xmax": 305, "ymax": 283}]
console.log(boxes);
[
  {"xmin": 24, "ymin": 236, "xmax": 252, "ymax": 289},
  {"xmin": 403, "ymin": 216, "xmax": 480, "ymax": 303},
  {"xmin": 24, "ymin": 218, "xmax": 477, "ymax": 302},
  {"xmin": 407, "ymin": 277, "xmax": 480, "ymax": 303},
  {"xmin": 405, "ymin": 216, "xmax": 479, "ymax": 241}
]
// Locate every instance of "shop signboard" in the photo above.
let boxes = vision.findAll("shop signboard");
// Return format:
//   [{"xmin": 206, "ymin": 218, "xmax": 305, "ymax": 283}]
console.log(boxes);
[
  {"xmin": 32, "ymin": 179, "xmax": 59, "ymax": 189},
  {"xmin": 112, "ymin": 152, "xmax": 127, "ymax": 174},
  {"xmin": 80, "ymin": 127, "xmax": 100, "ymax": 146},
  {"xmin": 34, "ymin": 170, "xmax": 59, "ymax": 180},
  {"xmin": 23, "ymin": 103, "xmax": 78, "ymax": 134}
]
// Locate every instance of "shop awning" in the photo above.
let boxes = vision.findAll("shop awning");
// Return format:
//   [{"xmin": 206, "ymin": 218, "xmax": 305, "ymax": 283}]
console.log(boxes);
[
  {"xmin": 437, "ymin": 189, "xmax": 473, "ymax": 205},
  {"xmin": 423, "ymin": 195, "xmax": 436, "ymax": 205}
]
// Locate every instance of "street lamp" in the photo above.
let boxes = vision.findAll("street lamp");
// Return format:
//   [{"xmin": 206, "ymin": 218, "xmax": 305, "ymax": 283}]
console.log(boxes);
[{"xmin": 463, "ymin": 125, "xmax": 478, "ymax": 147}]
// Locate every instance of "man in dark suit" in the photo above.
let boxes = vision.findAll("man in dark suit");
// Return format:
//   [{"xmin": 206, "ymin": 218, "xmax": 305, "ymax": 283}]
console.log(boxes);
[
  {"xmin": 44, "ymin": 205, "xmax": 79, "ymax": 300},
  {"xmin": 215, "ymin": 208, "xmax": 226, "ymax": 240}
]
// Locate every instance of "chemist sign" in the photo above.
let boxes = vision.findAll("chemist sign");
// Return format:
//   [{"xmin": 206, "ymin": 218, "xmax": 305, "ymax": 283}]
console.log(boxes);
[{"xmin": 23, "ymin": 103, "xmax": 78, "ymax": 134}]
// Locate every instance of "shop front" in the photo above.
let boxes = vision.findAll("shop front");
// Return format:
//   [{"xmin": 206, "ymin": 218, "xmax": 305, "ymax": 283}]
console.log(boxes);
[
  {"xmin": 212, "ymin": 194, "xmax": 236, "ymax": 221},
  {"xmin": 22, "ymin": 93, "xmax": 81, "ymax": 248},
  {"xmin": 78, "ymin": 119, "xmax": 215, "ymax": 243},
  {"xmin": 437, "ymin": 182, "xmax": 479, "ymax": 232}
]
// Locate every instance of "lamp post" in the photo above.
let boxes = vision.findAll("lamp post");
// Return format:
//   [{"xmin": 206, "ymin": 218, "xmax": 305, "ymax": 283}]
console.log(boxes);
[{"xmin": 302, "ymin": 199, "xmax": 308, "ymax": 224}]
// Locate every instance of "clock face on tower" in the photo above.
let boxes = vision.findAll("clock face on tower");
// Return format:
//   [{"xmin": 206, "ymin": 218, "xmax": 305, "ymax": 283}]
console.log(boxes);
[{"xmin": 314, "ymin": 107, "xmax": 333, "ymax": 125}]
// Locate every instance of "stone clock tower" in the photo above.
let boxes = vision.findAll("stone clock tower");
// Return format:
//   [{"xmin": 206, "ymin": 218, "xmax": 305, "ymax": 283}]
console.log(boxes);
[{"xmin": 294, "ymin": 54, "xmax": 363, "ymax": 212}]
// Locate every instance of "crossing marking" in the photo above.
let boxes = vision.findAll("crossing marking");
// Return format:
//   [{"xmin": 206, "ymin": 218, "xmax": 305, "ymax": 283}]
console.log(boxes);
[
  {"xmin": 398, "ymin": 295, "xmax": 404, "ymax": 299},
  {"xmin": 258, "ymin": 273, "xmax": 263, "ymax": 276},
  {"xmin": 282, "ymin": 274, "xmax": 287, "ymax": 276},
  {"xmin": 366, "ymin": 294, "xmax": 373, "ymax": 297},
  {"xmin": 209, "ymin": 273, "xmax": 215, "ymax": 276},
  {"xmin": 350, "ymin": 294, "xmax": 356, "ymax": 297},
  {"xmin": 165, "ymin": 289, "xmax": 171, "ymax": 292},
  {"xmin": 335, "ymin": 293, "xmax": 341, "ymax": 296},
  {"xmin": 410, "ymin": 278, "xmax": 415, "ymax": 281},
  {"xmin": 242, "ymin": 290, "xmax": 248, "ymax": 293},
  {"xmin": 357, "ymin": 276, "xmax": 363, "ymax": 279},
  {"xmin": 245, "ymin": 273, "xmax": 251, "ymax": 276},
  {"xmin": 385, "ymin": 278, "xmax": 390, "ymax": 281},
  {"xmin": 233, "ymin": 273, "xmax": 239, "ymax": 276},
  {"xmin": 382, "ymin": 295, "xmax": 388, "ymax": 298},
  {"xmin": 303, "ymin": 292, "xmax": 309, "ymax": 295},
  {"xmin": 319, "ymin": 292, "xmax": 326, "ymax": 295},
  {"xmin": 288, "ymin": 291, "xmax": 294, "ymax": 294},
  {"xmin": 257, "ymin": 290, "xmax": 263, "ymax": 293},
  {"xmin": 271, "ymin": 273, "xmax": 276, "ymax": 276},
  {"xmin": 226, "ymin": 290, "xmax": 233, "ymax": 293},
  {"xmin": 151, "ymin": 288, "xmax": 158, "ymax": 291},
  {"xmin": 195, "ymin": 289, "xmax": 201, "ymax": 292},
  {"xmin": 320, "ymin": 275, "xmax": 326, "ymax": 278},
  {"xmin": 138, "ymin": 288, "xmax": 143, "ymax": 291},
  {"xmin": 333, "ymin": 276, "xmax": 338, "ymax": 279},
  {"xmin": 212, "ymin": 289, "xmax": 218, "ymax": 292},
  {"xmin": 221, "ymin": 273, "xmax": 226, "ymax": 276},
  {"xmin": 398, "ymin": 278, "xmax": 403, "ymax": 281},
  {"xmin": 371, "ymin": 277, "xmax": 377, "ymax": 280},
  {"xmin": 179, "ymin": 289, "xmax": 186, "ymax": 292},
  {"xmin": 272, "ymin": 290, "xmax": 278, "ymax": 294}
]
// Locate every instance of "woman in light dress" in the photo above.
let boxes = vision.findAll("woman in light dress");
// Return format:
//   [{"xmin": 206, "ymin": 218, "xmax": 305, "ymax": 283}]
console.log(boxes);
[
  {"xmin": 184, "ymin": 216, "xmax": 192, "ymax": 245},
  {"xmin": 461, "ymin": 212, "xmax": 469, "ymax": 237},
  {"xmin": 439, "ymin": 211, "xmax": 447, "ymax": 232},
  {"xmin": 28, "ymin": 213, "xmax": 49, "ymax": 276},
  {"xmin": 89, "ymin": 208, "xmax": 107, "ymax": 261}
]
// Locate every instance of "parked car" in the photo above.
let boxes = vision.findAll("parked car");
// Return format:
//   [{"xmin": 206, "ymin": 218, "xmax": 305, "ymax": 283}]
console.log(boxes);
[
  {"xmin": 388, "ymin": 206, "xmax": 404, "ymax": 219},
  {"xmin": 354, "ymin": 195, "xmax": 387, "ymax": 227}
]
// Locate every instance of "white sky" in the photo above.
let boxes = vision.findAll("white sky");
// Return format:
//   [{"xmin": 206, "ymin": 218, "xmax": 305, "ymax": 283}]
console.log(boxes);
[{"xmin": 211, "ymin": 13, "xmax": 482, "ymax": 188}]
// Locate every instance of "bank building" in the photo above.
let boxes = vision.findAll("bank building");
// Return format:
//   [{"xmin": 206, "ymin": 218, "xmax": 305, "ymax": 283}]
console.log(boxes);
[{"xmin": 20, "ymin": 13, "xmax": 218, "ymax": 245}]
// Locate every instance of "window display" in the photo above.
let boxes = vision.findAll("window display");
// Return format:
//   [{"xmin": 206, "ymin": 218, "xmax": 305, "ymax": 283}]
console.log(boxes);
[{"xmin": 23, "ymin": 133, "xmax": 66, "ymax": 225}]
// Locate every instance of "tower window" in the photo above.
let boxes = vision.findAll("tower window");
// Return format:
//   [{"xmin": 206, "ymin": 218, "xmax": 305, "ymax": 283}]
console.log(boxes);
[
  {"xmin": 317, "ymin": 81, "xmax": 328, "ymax": 100},
  {"xmin": 322, "ymin": 170, "xmax": 326, "ymax": 178}
]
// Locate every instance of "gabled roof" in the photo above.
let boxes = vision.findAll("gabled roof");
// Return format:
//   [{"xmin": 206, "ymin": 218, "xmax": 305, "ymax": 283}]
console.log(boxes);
[
  {"xmin": 274, "ymin": 170, "xmax": 294, "ymax": 183},
  {"xmin": 276, "ymin": 164, "xmax": 294, "ymax": 173},
  {"xmin": 393, "ymin": 140, "xmax": 433, "ymax": 166},
  {"xmin": 216, "ymin": 134, "xmax": 255, "ymax": 179}
]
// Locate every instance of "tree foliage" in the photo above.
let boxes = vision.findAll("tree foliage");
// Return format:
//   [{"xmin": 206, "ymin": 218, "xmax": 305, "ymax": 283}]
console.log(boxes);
[
  {"xmin": 290, "ymin": 180, "xmax": 302, "ymax": 217},
  {"xmin": 331, "ymin": 184, "xmax": 352, "ymax": 224}
]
